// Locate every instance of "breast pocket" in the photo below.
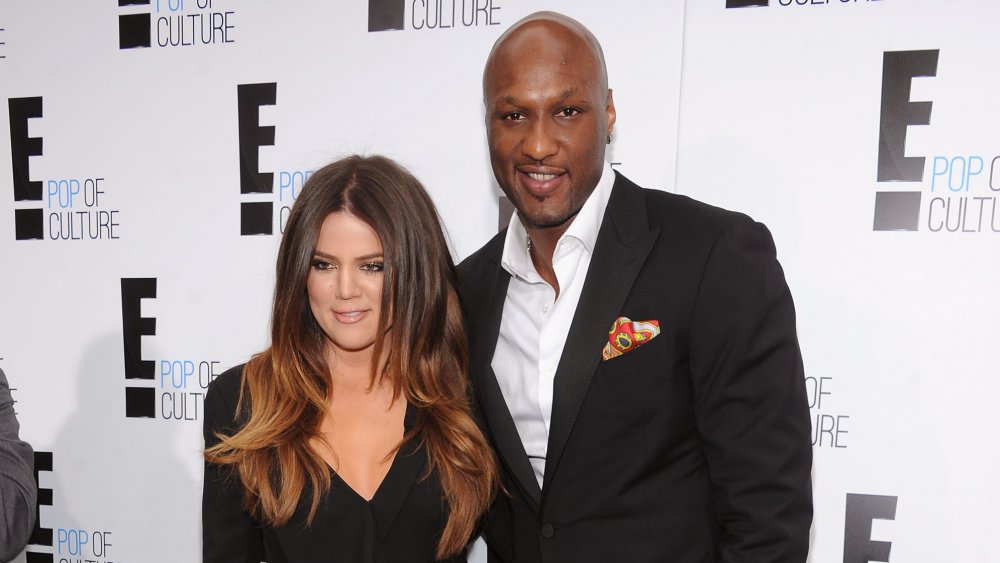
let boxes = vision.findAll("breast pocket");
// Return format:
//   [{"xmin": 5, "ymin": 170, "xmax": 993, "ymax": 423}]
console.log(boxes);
[{"xmin": 597, "ymin": 332, "xmax": 673, "ymax": 381}]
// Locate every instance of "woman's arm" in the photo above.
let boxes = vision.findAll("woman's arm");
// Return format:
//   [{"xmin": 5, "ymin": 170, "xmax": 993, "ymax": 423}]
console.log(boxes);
[{"xmin": 202, "ymin": 366, "xmax": 265, "ymax": 563}]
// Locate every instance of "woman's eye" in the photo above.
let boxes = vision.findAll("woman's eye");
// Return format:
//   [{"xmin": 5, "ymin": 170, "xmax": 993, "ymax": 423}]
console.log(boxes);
[
  {"xmin": 360, "ymin": 262, "xmax": 384, "ymax": 273},
  {"xmin": 312, "ymin": 260, "xmax": 335, "ymax": 271}
]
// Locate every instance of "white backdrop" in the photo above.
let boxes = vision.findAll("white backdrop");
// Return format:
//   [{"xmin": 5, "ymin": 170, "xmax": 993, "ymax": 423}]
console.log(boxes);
[{"xmin": 1, "ymin": 1, "xmax": 995, "ymax": 562}]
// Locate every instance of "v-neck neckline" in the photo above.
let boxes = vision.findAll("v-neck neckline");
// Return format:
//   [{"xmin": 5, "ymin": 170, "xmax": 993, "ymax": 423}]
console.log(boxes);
[
  {"xmin": 325, "ymin": 402, "xmax": 427, "ymax": 543},
  {"xmin": 326, "ymin": 402, "xmax": 420, "ymax": 504},
  {"xmin": 329, "ymin": 449, "xmax": 399, "ymax": 504}
]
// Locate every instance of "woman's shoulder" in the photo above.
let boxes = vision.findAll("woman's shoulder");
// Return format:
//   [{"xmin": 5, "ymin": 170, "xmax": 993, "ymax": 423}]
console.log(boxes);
[
  {"xmin": 208, "ymin": 363, "xmax": 246, "ymax": 401},
  {"xmin": 204, "ymin": 363, "xmax": 248, "ymax": 429}
]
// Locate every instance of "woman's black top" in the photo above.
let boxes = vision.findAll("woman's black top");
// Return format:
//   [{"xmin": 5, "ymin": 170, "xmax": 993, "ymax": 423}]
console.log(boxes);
[{"xmin": 202, "ymin": 365, "xmax": 465, "ymax": 563}]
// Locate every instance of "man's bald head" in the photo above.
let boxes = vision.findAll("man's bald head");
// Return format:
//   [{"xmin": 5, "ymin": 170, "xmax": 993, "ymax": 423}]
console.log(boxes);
[
  {"xmin": 483, "ymin": 11, "xmax": 609, "ymax": 99},
  {"xmin": 480, "ymin": 11, "xmax": 616, "ymax": 239}
]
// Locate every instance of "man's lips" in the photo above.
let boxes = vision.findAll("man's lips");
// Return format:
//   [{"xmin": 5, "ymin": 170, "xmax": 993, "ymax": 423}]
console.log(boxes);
[{"xmin": 517, "ymin": 168, "xmax": 566, "ymax": 197}]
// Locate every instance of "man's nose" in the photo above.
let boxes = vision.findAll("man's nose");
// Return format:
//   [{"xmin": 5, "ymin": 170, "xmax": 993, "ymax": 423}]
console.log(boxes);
[{"xmin": 522, "ymin": 119, "xmax": 558, "ymax": 162}]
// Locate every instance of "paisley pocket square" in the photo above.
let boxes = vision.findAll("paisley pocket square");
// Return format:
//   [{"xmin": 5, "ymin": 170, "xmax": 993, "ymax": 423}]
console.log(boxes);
[{"xmin": 602, "ymin": 316, "xmax": 661, "ymax": 361}]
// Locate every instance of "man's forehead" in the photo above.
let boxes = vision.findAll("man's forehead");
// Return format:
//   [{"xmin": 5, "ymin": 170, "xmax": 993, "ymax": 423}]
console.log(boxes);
[
  {"xmin": 492, "ymin": 87, "xmax": 584, "ymax": 107},
  {"xmin": 483, "ymin": 12, "xmax": 607, "ymax": 98}
]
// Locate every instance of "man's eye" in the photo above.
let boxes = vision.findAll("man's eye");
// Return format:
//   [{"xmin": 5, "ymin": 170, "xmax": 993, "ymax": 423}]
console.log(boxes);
[
  {"xmin": 503, "ymin": 112, "xmax": 525, "ymax": 121},
  {"xmin": 360, "ymin": 262, "xmax": 384, "ymax": 273},
  {"xmin": 557, "ymin": 107, "xmax": 581, "ymax": 117}
]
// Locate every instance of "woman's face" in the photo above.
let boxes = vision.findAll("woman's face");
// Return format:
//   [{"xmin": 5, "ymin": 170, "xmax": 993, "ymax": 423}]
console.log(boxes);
[{"xmin": 306, "ymin": 212, "xmax": 385, "ymax": 360}]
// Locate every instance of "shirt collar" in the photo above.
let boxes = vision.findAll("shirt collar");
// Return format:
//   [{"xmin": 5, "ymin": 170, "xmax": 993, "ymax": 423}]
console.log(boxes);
[{"xmin": 500, "ymin": 160, "xmax": 616, "ymax": 280}]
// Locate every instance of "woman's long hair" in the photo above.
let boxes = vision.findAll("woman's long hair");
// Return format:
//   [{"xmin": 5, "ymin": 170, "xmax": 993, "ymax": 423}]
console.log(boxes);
[{"xmin": 205, "ymin": 155, "xmax": 497, "ymax": 559}]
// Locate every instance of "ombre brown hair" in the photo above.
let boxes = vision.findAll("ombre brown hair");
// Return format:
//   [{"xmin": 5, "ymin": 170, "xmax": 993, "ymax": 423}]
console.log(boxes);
[{"xmin": 206, "ymin": 155, "xmax": 497, "ymax": 559}]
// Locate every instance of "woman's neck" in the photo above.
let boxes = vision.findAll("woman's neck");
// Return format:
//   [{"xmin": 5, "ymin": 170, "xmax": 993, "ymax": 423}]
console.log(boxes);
[{"xmin": 325, "ymin": 344, "xmax": 391, "ymax": 396}]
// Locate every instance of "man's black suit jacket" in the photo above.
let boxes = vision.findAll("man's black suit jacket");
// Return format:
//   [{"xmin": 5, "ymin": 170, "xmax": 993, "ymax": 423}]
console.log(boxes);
[{"xmin": 458, "ymin": 173, "xmax": 813, "ymax": 562}]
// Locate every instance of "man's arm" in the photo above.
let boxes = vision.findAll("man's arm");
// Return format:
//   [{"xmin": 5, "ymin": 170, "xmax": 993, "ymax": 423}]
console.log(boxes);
[
  {"xmin": 688, "ymin": 217, "xmax": 813, "ymax": 562},
  {"xmin": 0, "ymin": 368, "xmax": 37, "ymax": 562}
]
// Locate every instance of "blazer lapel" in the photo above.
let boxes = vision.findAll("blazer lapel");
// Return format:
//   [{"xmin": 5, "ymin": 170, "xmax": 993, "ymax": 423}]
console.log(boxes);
[
  {"xmin": 542, "ymin": 173, "xmax": 659, "ymax": 496},
  {"xmin": 371, "ymin": 403, "xmax": 425, "ymax": 540},
  {"xmin": 469, "ymin": 250, "xmax": 544, "ymax": 507}
]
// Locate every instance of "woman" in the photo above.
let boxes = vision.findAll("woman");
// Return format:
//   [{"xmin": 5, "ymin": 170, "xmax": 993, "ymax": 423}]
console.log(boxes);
[{"xmin": 203, "ymin": 155, "xmax": 498, "ymax": 562}]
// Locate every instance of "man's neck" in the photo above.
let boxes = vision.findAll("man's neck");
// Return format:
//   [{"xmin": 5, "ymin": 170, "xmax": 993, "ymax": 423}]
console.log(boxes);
[{"xmin": 525, "ymin": 222, "xmax": 572, "ymax": 296}]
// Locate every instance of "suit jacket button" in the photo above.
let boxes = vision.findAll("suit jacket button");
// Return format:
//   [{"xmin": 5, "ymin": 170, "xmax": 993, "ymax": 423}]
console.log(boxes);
[{"xmin": 540, "ymin": 524, "xmax": 555, "ymax": 538}]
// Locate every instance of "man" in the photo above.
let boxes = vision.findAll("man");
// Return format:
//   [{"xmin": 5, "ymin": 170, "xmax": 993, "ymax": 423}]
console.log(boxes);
[
  {"xmin": 0, "ymin": 368, "xmax": 36, "ymax": 562},
  {"xmin": 459, "ymin": 12, "xmax": 812, "ymax": 562}
]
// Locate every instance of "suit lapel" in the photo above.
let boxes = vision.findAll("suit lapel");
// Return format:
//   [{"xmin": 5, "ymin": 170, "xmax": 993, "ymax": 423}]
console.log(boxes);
[
  {"xmin": 469, "ymin": 249, "xmax": 544, "ymax": 507},
  {"xmin": 542, "ymin": 173, "xmax": 659, "ymax": 496}
]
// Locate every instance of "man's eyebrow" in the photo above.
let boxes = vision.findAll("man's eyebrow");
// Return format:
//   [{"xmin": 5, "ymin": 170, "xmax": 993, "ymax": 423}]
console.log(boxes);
[{"xmin": 497, "ymin": 89, "xmax": 581, "ymax": 105}]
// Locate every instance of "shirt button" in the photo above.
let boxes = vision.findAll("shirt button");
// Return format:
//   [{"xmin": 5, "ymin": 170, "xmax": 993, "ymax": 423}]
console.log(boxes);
[
  {"xmin": 540, "ymin": 524, "xmax": 555, "ymax": 538},
  {"xmin": 542, "ymin": 304, "xmax": 549, "ymax": 313}
]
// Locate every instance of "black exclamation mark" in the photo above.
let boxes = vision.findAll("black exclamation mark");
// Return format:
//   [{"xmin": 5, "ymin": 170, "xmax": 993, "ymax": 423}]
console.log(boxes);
[{"xmin": 119, "ymin": 0, "xmax": 151, "ymax": 49}]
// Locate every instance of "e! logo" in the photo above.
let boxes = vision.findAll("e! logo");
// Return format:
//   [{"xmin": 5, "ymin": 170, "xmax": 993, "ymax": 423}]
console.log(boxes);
[
  {"xmin": 874, "ymin": 49, "xmax": 938, "ymax": 231},
  {"xmin": 26, "ymin": 451, "xmax": 54, "ymax": 563},
  {"xmin": 8, "ymin": 96, "xmax": 44, "ymax": 240},
  {"xmin": 844, "ymin": 493, "xmax": 897, "ymax": 563},
  {"xmin": 121, "ymin": 278, "xmax": 157, "ymax": 417},
  {"xmin": 237, "ymin": 83, "xmax": 276, "ymax": 235}
]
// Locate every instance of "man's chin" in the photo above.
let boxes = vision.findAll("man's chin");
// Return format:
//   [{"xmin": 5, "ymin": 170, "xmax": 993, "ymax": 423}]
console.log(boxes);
[{"xmin": 518, "ymin": 209, "xmax": 576, "ymax": 231}]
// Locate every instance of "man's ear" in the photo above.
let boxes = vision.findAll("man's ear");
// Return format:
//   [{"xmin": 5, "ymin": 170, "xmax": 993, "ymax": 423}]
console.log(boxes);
[{"xmin": 605, "ymin": 89, "xmax": 617, "ymax": 138}]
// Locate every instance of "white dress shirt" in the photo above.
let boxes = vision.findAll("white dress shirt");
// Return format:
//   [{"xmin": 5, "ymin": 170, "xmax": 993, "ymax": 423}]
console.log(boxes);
[{"xmin": 491, "ymin": 161, "xmax": 616, "ymax": 487}]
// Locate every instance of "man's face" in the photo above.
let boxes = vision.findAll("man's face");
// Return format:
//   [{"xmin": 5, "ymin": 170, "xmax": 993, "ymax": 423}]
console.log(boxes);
[{"xmin": 484, "ymin": 21, "xmax": 615, "ymax": 232}]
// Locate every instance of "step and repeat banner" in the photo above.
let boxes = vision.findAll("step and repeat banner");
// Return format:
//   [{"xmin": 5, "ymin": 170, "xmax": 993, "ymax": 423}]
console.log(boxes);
[
  {"xmin": 0, "ymin": 1, "xmax": 994, "ymax": 562},
  {"xmin": 677, "ymin": 2, "xmax": 999, "ymax": 561}
]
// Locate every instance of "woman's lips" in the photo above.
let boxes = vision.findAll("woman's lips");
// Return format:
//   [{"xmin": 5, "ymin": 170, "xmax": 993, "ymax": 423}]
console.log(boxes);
[{"xmin": 334, "ymin": 309, "xmax": 368, "ymax": 324}]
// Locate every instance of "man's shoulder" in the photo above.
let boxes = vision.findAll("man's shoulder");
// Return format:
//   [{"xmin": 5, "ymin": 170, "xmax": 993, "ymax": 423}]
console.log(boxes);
[
  {"xmin": 615, "ymin": 173, "xmax": 756, "ymax": 237},
  {"xmin": 458, "ymin": 230, "xmax": 506, "ymax": 276},
  {"xmin": 456, "ymin": 230, "xmax": 506, "ymax": 311}
]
